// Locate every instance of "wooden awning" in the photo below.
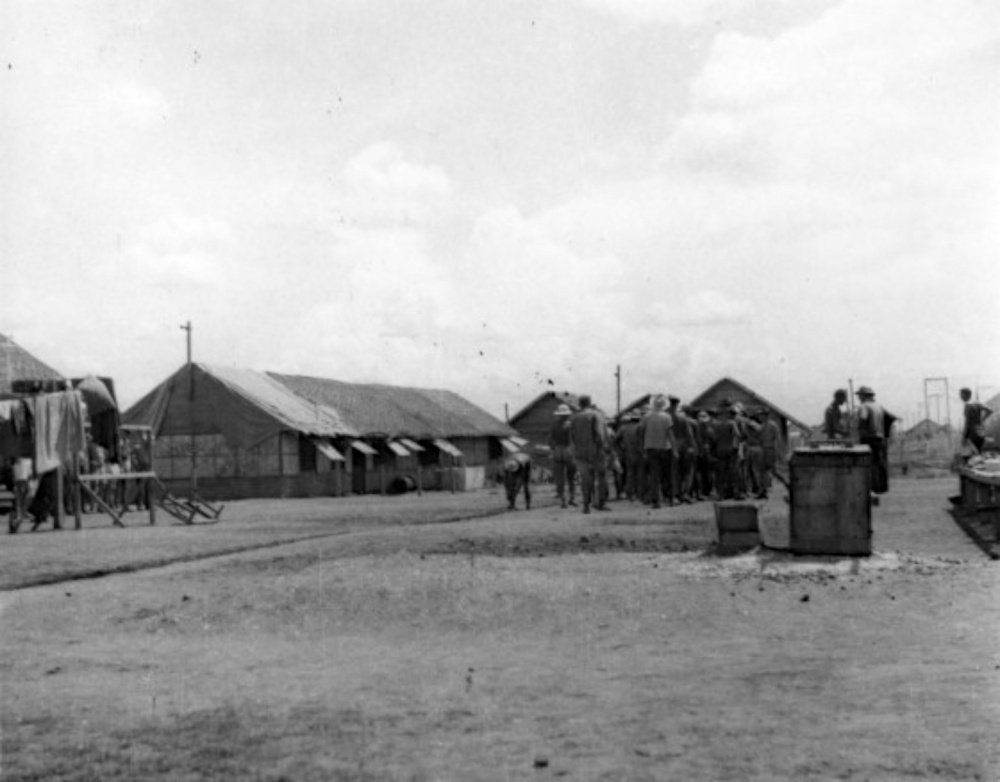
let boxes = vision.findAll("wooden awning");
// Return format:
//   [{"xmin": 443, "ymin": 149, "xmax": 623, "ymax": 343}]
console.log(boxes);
[
  {"xmin": 386, "ymin": 441, "xmax": 410, "ymax": 457},
  {"xmin": 312, "ymin": 437, "xmax": 345, "ymax": 462},
  {"xmin": 350, "ymin": 440, "xmax": 379, "ymax": 456},
  {"xmin": 433, "ymin": 439, "xmax": 463, "ymax": 457}
]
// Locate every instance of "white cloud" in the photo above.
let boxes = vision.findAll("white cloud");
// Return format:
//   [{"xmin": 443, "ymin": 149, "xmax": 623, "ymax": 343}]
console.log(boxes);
[
  {"xmin": 654, "ymin": 290, "xmax": 754, "ymax": 327},
  {"xmin": 343, "ymin": 142, "xmax": 452, "ymax": 196},
  {"xmin": 6, "ymin": 0, "xmax": 998, "ymax": 422},
  {"xmin": 91, "ymin": 214, "xmax": 238, "ymax": 291},
  {"xmin": 99, "ymin": 80, "xmax": 171, "ymax": 126},
  {"xmin": 332, "ymin": 143, "xmax": 456, "ymax": 229}
]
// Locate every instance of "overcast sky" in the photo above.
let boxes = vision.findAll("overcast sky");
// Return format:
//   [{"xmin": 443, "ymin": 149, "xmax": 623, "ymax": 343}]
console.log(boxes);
[{"xmin": 3, "ymin": 0, "xmax": 998, "ymax": 427}]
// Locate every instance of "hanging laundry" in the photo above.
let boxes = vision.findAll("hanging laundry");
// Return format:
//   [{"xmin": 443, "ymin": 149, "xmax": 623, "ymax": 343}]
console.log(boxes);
[
  {"xmin": 0, "ymin": 400, "xmax": 31, "ymax": 461},
  {"xmin": 31, "ymin": 391, "xmax": 86, "ymax": 473}
]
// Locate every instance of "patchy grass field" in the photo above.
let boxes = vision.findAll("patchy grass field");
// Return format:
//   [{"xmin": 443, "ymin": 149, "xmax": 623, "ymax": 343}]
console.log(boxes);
[{"xmin": 1, "ymin": 478, "xmax": 998, "ymax": 780}]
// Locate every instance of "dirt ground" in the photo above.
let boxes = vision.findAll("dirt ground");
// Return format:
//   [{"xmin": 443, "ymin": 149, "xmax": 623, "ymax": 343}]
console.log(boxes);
[{"xmin": 1, "ymin": 477, "xmax": 998, "ymax": 781}]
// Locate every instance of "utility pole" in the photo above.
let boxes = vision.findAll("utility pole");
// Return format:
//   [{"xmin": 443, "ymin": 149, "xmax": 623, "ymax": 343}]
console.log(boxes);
[
  {"xmin": 180, "ymin": 321, "xmax": 196, "ymax": 493},
  {"xmin": 924, "ymin": 376, "xmax": 952, "ymax": 447},
  {"xmin": 928, "ymin": 393, "xmax": 942, "ymax": 424},
  {"xmin": 615, "ymin": 365, "xmax": 621, "ymax": 416},
  {"xmin": 847, "ymin": 378, "xmax": 856, "ymax": 442}
]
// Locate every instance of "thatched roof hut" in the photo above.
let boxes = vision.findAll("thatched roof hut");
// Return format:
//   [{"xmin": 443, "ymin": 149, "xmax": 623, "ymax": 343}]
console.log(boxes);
[{"xmin": 0, "ymin": 334, "xmax": 63, "ymax": 395}]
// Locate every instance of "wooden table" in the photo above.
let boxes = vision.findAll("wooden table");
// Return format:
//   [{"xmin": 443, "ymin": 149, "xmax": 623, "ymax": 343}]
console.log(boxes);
[{"xmin": 955, "ymin": 467, "xmax": 1000, "ymax": 547}]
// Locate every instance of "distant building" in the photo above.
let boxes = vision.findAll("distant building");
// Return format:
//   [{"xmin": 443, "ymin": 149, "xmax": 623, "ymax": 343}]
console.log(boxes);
[
  {"xmin": 618, "ymin": 377, "xmax": 811, "ymax": 448},
  {"xmin": 904, "ymin": 418, "xmax": 950, "ymax": 441},
  {"xmin": 122, "ymin": 364, "xmax": 519, "ymax": 501},
  {"xmin": 507, "ymin": 391, "xmax": 581, "ymax": 455}
]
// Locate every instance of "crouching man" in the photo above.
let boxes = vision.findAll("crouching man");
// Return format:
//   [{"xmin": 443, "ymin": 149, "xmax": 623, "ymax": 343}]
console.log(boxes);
[{"xmin": 503, "ymin": 451, "xmax": 532, "ymax": 511}]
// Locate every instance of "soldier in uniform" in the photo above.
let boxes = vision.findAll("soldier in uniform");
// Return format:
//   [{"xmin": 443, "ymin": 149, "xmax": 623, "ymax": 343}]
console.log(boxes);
[
  {"xmin": 503, "ymin": 451, "xmax": 532, "ymax": 510},
  {"xmin": 672, "ymin": 404, "xmax": 698, "ymax": 503},
  {"xmin": 547, "ymin": 403, "xmax": 577, "ymax": 508},
  {"xmin": 712, "ymin": 405, "xmax": 741, "ymax": 500},
  {"xmin": 616, "ymin": 412, "xmax": 643, "ymax": 502},
  {"xmin": 569, "ymin": 395, "xmax": 609, "ymax": 514},
  {"xmin": 638, "ymin": 395, "xmax": 675, "ymax": 509}
]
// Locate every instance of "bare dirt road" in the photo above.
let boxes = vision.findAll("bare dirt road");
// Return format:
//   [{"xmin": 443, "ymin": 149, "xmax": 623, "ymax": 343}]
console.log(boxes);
[{"xmin": 1, "ymin": 477, "xmax": 998, "ymax": 780}]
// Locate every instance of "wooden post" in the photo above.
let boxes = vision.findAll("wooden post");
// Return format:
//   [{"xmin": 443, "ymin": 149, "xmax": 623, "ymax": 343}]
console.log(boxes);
[
  {"xmin": 73, "ymin": 454, "xmax": 82, "ymax": 530},
  {"xmin": 55, "ymin": 466, "xmax": 65, "ymax": 530},
  {"xmin": 147, "ymin": 477, "xmax": 156, "ymax": 525},
  {"xmin": 380, "ymin": 464, "xmax": 386, "ymax": 495},
  {"xmin": 417, "ymin": 465, "xmax": 422, "ymax": 496}
]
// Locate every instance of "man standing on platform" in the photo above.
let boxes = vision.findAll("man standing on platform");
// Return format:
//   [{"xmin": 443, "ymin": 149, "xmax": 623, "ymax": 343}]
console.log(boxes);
[
  {"xmin": 569, "ymin": 395, "xmax": 609, "ymax": 514},
  {"xmin": 824, "ymin": 389, "xmax": 849, "ymax": 440},
  {"xmin": 855, "ymin": 386, "xmax": 898, "ymax": 495},
  {"xmin": 959, "ymin": 388, "xmax": 992, "ymax": 455}
]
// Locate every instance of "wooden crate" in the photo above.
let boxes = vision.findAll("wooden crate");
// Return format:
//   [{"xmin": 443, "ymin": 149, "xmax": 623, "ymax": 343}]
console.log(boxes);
[
  {"xmin": 790, "ymin": 445, "xmax": 872, "ymax": 556},
  {"xmin": 714, "ymin": 502, "xmax": 760, "ymax": 552}
]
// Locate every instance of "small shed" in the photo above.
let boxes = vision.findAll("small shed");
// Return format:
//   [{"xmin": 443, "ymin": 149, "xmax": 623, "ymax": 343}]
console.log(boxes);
[{"xmin": 905, "ymin": 418, "xmax": 949, "ymax": 441}]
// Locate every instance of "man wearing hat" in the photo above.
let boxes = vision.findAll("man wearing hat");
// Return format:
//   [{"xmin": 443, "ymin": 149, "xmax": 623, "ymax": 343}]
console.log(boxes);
[
  {"xmin": 693, "ymin": 408, "xmax": 714, "ymax": 500},
  {"xmin": 548, "ymin": 402, "xmax": 577, "ymax": 508},
  {"xmin": 615, "ymin": 410, "xmax": 644, "ymax": 502},
  {"xmin": 672, "ymin": 403, "xmax": 698, "ymax": 503},
  {"xmin": 855, "ymin": 386, "xmax": 897, "ymax": 494},
  {"xmin": 638, "ymin": 394, "xmax": 676, "ymax": 508},
  {"xmin": 569, "ymin": 395, "xmax": 609, "ymax": 513},
  {"xmin": 711, "ymin": 404, "xmax": 741, "ymax": 499}
]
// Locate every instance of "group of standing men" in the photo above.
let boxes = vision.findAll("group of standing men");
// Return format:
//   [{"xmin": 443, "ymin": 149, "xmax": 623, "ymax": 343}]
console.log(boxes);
[{"xmin": 547, "ymin": 393, "xmax": 783, "ymax": 514}]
